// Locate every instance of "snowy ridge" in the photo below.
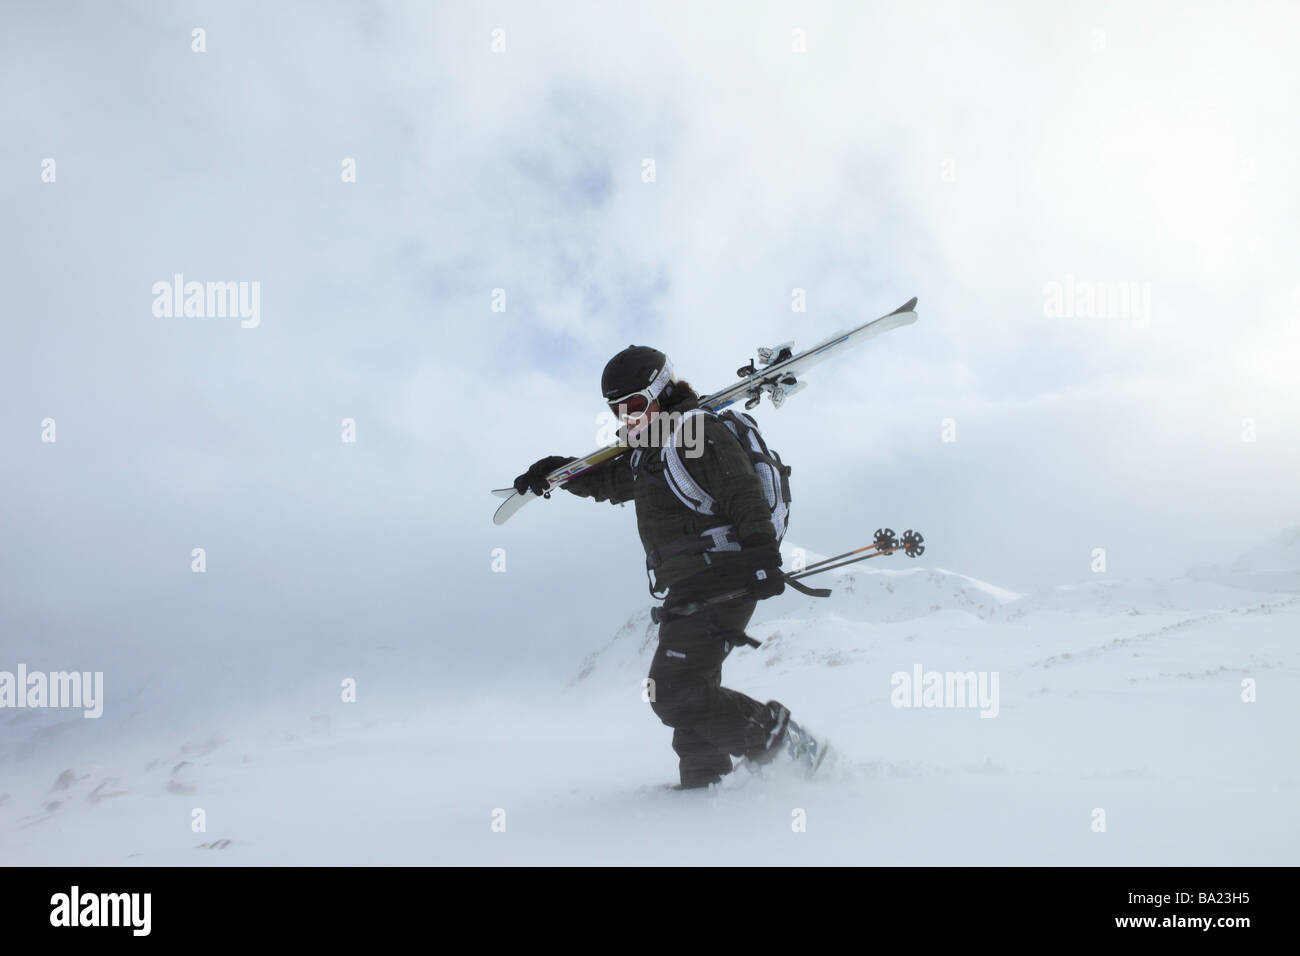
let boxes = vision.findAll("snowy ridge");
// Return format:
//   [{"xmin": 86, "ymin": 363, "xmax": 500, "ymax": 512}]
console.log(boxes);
[
  {"xmin": 1230, "ymin": 525, "xmax": 1300, "ymax": 573},
  {"xmin": 565, "ymin": 533, "xmax": 1300, "ymax": 688},
  {"xmin": 1184, "ymin": 526, "xmax": 1300, "ymax": 594}
]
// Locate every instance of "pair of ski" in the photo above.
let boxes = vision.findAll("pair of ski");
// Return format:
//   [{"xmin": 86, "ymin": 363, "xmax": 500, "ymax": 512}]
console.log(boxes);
[{"xmin": 491, "ymin": 297, "xmax": 919, "ymax": 524}]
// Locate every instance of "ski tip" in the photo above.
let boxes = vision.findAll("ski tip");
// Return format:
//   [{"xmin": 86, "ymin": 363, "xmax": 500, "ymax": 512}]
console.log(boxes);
[
  {"xmin": 809, "ymin": 740, "xmax": 831, "ymax": 778},
  {"xmin": 492, "ymin": 494, "xmax": 518, "ymax": 524},
  {"xmin": 491, "ymin": 487, "xmax": 515, "ymax": 499},
  {"xmin": 493, "ymin": 488, "xmax": 536, "ymax": 525},
  {"xmin": 890, "ymin": 296, "xmax": 918, "ymax": 315}
]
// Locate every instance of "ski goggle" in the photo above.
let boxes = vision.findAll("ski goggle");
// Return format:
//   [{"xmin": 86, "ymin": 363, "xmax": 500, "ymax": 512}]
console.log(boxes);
[
  {"xmin": 608, "ymin": 390, "xmax": 654, "ymax": 420},
  {"xmin": 606, "ymin": 361, "xmax": 673, "ymax": 421}
]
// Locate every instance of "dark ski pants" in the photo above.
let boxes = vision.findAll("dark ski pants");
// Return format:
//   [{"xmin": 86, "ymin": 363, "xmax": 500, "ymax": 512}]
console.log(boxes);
[{"xmin": 647, "ymin": 596, "xmax": 783, "ymax": 787}]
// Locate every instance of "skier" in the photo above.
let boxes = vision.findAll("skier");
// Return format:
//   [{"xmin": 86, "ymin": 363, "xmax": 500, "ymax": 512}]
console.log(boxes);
[{"xmin": 514, "ymin": 346, "xmax": 795, "ymax": 789}]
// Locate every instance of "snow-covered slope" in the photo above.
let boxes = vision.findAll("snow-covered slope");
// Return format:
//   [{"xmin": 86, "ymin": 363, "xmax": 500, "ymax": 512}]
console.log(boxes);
[
  {"xmin": 2, "ymin": 538, "xmax": 1297, "ymax": 865},
  {"xmin": 1187, "ymin": 525, "xmax": 1300, "ymax": 594}
]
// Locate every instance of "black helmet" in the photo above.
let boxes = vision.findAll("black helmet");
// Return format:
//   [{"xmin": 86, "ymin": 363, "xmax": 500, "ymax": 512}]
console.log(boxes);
[{"xmin": 601, "ymin": 345, "xmax": 674, "ymax": 402}]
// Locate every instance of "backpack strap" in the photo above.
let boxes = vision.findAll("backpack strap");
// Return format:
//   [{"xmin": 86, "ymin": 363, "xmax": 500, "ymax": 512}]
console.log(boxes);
[
  {"xmin": 646, "ymin": 524, "xmax": 739, "ymax": 571},
  {"xmin": 659, "ymin": 408, "xmax": 719, "ymax": 516}
]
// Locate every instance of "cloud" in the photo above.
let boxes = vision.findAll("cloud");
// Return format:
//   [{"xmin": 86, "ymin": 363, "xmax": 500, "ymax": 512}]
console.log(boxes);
[{"xmin": 1, "ymin": 0, "xmax": 1297, "ymax": 718}]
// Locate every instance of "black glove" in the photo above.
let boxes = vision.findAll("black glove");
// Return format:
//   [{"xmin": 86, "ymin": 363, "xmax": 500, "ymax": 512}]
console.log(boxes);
[
  {"xmin": 741, "ymin": 538, "xmax": 785, "ymax": 600},
  {"xmin": 514, "ymin": 455, "xmax": 574, "ymax": 496}
]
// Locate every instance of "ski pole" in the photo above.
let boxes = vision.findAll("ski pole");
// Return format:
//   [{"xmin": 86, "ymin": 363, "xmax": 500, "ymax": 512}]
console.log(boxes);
[
  {"xmin": 792, "ymin": 528, "xmax": 906, "ymax": 576},
  {"xmin": 653, "ymin": 569, "xmax": 836, "ymax": 622},
  {"xmin": 649, "ymin": 530, "xmax": 925, "ymax": 622},
  {"xmin": 649, "ymin": 587, "xmax": 752, "ymax": 623},
  {"xmin": 788, "ymin": 529, "xmax": 925, "ymax": 581},
  {"xmin": 789, "ymin": 543, "xmax": 894, "ymax": 579},
  {"xmin": 788, "ymin": 549, "xmax": 895, "ymax": 580}
]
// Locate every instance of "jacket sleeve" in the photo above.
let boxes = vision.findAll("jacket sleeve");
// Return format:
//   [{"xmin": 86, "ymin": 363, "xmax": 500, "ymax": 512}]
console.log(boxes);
[
  {"xmin": 685, "ymin": 416, "xmax": 777, "ymax": 544},
  {"xmin": 561, "ymin": 454, "xmax": 636, "ymax": 505}
]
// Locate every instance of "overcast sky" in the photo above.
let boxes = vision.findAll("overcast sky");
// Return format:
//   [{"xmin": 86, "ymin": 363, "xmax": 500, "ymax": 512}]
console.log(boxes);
[{"xmin": 2, "ymin": 1, "xmax": 1297, "ymax": 699}]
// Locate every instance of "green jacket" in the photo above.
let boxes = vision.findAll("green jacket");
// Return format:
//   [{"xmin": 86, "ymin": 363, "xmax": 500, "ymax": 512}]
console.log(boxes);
[{"xmin": 563, "ymin": 395, "xmax": 777, "ymax": 591}]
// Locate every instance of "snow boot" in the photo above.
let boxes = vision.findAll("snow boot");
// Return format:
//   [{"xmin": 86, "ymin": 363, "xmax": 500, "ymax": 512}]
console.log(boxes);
[{"xmin": 744, "ymin": 700, "xmax": 791, "ymax": 767}]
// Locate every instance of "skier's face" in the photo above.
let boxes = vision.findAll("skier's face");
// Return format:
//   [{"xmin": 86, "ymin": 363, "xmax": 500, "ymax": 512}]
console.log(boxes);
[{"xmin": 613, "ymin": 398, "xmax": 661, "ymax": 435}]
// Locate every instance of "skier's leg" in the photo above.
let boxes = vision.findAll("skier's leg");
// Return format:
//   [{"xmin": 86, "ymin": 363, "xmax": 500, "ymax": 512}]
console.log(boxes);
[
  {"xmin": 690, "ymin": 599, "xmax": 793, "ymax": 761},
  {"xmin": 670, "ymin": 726, "xmax": 733, "ymax": 788},
  {"xmin": 648, "ymin": 635, "xmax": 734, "ymax": 787},
  {"xmin": 650, "ymin": 598, "xmax": 790, "ymax": 779}
]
